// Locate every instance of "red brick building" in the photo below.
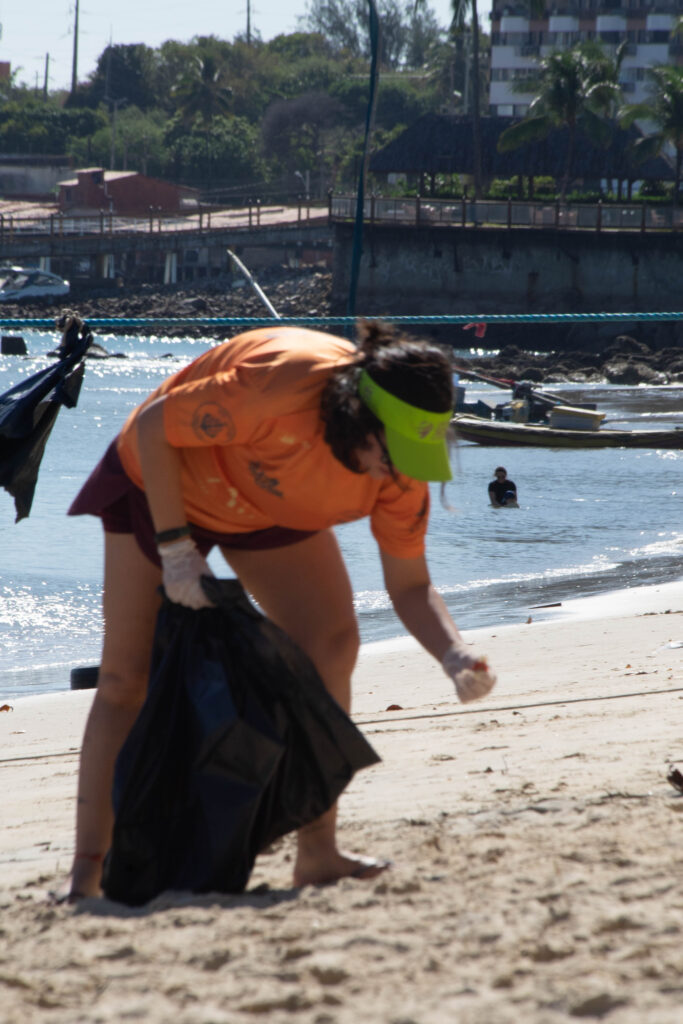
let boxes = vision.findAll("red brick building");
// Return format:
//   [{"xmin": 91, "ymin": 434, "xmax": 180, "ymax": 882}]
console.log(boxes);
[{"xmin": 57, "ymin": 168, "xmax": 196, "ymax": 216}]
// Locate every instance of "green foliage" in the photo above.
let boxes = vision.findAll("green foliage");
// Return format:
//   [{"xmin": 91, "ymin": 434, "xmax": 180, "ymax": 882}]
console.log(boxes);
[
  {"xmin": 166, "ymin": 114, "xmax": 264, "ymax": 187},
  {"xmin": 638, "ymin": 178, "xmax": 670, "ymax": 197},
  {"xmin": 299, "ymin": 0, "xmax": 444, "ymax": 69},
  {"xmin": 261, "ymin": 91, "xmax": 349, "ymax": 183},
  {"xmin": 0, "ymin": 99, "xmax": 107, "ymax": 154},
  {"xmin": 172, "ymin": 54, "xmax": 233, "ymax": 126},
  {"xmin": 266, "ymin": 32, "xmax": 336, "ymax": 61},
  {"xmin": 498, "ymin": 42, "xmax": 622, "ymax": 199},
  {"xmin": 620, "ymin": 64, "xmax": 683, "ymax": 200},
  {"xmin": 329, "ymin": 74, "xmax": 435, "ymax": 128},
  {"xmin": 485, "ymin": 176, "xmax": 522, "ymax": 199},
  {"xmin": 563, "ymin": 188, "xmax": 603, "ymax": 203},
  {"xmin": 68, "ymin": 43, "xmax": 159, "ymax": 111}
]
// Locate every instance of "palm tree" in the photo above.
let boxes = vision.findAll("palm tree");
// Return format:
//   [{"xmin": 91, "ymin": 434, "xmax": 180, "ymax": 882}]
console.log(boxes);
[
  {"xmin": 172, "ymin": 54, "xmax": 233, "ymax": 128},
  {"xmin": 619, "ymin": 64, "xmax": 683, "ymax": 205},
  {"xmin": 497, "ymin": 44, "xmax": 621, "ymax": 200},
  {"xmin": 452, "ymin": 0, "xmax": 484, "ymax": 197},
  {"xmin": 444, "ymin": 0, "xmax": 545, "ymax": 198},
  {"xmin": 413, "ymin": 0, "xmax": 484, "ymax": 196}
]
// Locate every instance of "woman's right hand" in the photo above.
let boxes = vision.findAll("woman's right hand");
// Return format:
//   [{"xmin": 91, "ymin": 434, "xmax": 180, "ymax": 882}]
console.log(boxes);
[
  {"xmin": 158, "ymin": 537, "xmax": 215, "ymax": 609},
  {"xmin": 442, "ymin": 644, "xmax": 497, "ymax": 703}
]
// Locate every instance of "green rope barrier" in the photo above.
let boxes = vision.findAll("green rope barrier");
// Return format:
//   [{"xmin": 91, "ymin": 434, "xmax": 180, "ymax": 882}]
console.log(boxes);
[{"xmin": 2, "ymin": 311, "xmax": 683, "ymax": 331}]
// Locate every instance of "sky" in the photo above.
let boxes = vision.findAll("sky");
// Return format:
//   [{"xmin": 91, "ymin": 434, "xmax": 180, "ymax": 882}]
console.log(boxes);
[{"xmin": 2, "ymin": 0, "xmax": 493, "ymax": 94}]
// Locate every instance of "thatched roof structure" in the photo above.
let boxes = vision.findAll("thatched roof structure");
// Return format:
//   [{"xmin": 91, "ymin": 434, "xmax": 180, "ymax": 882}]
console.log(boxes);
[{"xmin": 369, "ymin": 114, "xmax": 674, "ymax": 182}]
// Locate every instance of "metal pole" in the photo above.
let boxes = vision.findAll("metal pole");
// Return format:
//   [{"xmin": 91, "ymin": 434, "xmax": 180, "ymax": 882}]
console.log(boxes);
[
  {"xmin": 71, "ymin": 0, "xmax": 79, "ymax": 95},
  {"xmin": 226, "ymin": 249, "xmax": 280, "ymax": 319}
]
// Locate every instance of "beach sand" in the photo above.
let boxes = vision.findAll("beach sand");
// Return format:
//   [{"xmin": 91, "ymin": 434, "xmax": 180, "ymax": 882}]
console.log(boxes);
[{"xmin": 1, "ymin": 582, "xmax": 682, "ymax": 1024}]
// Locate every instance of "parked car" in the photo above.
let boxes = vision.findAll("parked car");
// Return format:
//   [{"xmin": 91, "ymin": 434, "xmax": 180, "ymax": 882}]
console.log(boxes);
[{"xmin": 0, "ymin": 267, "xmax": 70, "ymax": 303}]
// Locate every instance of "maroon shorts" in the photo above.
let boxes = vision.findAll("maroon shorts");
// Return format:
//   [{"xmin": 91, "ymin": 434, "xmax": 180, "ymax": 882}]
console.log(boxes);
[{"xmin": 68, "ymin": 440, "xmax": 317, "ymax": 567}]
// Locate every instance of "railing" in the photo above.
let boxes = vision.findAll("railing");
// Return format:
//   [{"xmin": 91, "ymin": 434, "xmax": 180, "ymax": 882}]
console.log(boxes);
[
  {"xmin": 329, "ymin": 195, "xmax": 683, "ymax": 232},
  {"xmin": 0, "ymin": 200, "xmax": 327, "ymax": 246}
]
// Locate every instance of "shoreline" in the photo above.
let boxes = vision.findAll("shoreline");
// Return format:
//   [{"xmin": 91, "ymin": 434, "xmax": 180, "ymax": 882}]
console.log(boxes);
[
  {"xmin": 2, "ymin": 581, "xmax": 683, "ymax": 1022},
  {"xmin": 1, "ymin": 580, "xmax": 681, "ymax": 704},
  {"xmin": 360, "ymin": 579, "xmax": 683, "ymax": 657}
]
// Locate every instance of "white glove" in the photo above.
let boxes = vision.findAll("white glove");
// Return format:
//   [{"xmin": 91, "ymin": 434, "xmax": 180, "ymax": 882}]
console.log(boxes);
[
  {"xmin": 158, "ymin": 537, "xmax": 215, "ymax": 610},
  {"xmin": 442, "ymin": 644, "xmax": 497, "ymax": 703}
]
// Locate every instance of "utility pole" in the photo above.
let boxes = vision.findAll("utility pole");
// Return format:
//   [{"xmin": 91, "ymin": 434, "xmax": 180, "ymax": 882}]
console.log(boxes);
[
  {"xmin": 246, "ymin": 0, "xmax": 251, "ymax": 45},
  {"xmin": 70, "ymin": 0, "xmax": 80, "ymax": 95},
  {"xmin": 109, "ymin": 97, "xmax": 127, "ymax": 169},
  {"xmin": 43, "ymin": 53, "xmax": 49, "ymax": 99}
]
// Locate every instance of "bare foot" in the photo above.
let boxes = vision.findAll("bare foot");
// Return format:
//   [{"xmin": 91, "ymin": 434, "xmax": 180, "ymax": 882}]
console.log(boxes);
[
  {"xmin": 47, "ymin": 885, "xmax": 91, "ymax": 906},
  {"xmin": 293, "ymin": 849, "xmax": 392, "ymax": 888},
  {"xmin": 48, "ymin": 856, "xmax": 103, "ymax": 904}
]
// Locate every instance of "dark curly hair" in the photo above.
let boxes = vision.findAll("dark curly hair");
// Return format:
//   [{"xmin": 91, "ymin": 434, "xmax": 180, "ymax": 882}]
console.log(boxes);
[{"xmin": 320, "ymin": 320, "xmax": 453, "ymax": 473}]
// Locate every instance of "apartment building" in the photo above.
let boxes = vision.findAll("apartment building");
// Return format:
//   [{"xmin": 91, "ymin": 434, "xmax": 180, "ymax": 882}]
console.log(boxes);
[{"xmin": 489, "ymin": 1, "xmax": 683, "ymax": 115}]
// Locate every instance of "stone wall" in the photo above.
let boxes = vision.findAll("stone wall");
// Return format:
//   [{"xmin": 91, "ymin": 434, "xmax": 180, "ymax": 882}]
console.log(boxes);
[{"xmin": 331, "ymin": 222, "xmax": 683, "ymax": 316}]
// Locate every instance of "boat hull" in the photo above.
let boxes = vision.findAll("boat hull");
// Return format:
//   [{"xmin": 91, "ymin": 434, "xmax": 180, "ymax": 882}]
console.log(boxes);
[{"xmin": 452, "ymin": 415, "xmax": 683, "ymax": 449}]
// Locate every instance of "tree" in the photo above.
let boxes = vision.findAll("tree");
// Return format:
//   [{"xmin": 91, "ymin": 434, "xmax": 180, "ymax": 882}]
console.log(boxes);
[
  {"xmin": 165, "ymin": 114, "xmax": 264, "ymax": 189},
  {"xmin": 448, "ymin": 0, "xmax": 484, "ymax": 197},
  {"xmin": 619, "ymin": 64, "xmax": 683, "ymax": 204},
  {"xmin": 172, "ymin": 53, "xmax": 233, "ymax": 127},
  {"xmin": 300, "ymin": 0, "xmax": 443, "ymax": 68},
  {"xmin": 67, "ymin": 44, "xmax": 158, "ymax": 111},
  {"xmin": 497, "ymin": 44, "xmax": 621, "ymax": 200},
  {"xmin": 261, "ymin": 91, "xmax": 347, "ymax": 186},
  {"xmin": 416, "ymin": 0, "xmax": 541, "ymax": 198},
  {"xmin": 0, "ymin": 96, "xmax": 107, "ymax": 154}
]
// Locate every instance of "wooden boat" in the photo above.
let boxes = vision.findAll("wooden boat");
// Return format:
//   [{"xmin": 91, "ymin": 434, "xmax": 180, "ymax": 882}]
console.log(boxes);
[{"xmin": 452, "ymin": 414, "xmax": 683, "ymax": 449}]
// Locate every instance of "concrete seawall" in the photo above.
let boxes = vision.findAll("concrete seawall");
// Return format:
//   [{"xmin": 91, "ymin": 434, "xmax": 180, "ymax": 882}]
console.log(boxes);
[{"xmin": 331, "ymin": 222, "xmax": 683, "ymax": 315}]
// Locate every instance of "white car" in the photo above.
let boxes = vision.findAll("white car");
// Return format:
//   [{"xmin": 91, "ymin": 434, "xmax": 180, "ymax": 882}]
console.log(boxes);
[{"xmin": 0, "ymin": 267, "xmax": 70, "ymax": 303}]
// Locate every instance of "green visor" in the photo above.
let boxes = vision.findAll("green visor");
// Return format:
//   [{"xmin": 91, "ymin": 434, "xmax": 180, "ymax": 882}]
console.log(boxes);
[{"xmin": 358, "ymin": 370, "xmax": 452, "ymax": 482}]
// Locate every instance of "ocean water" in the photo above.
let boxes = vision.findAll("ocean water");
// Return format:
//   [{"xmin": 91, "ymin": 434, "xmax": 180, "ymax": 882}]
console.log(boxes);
[{"xmin": 1, "ymin": 328, "xmax": 682, "ymax": 700}]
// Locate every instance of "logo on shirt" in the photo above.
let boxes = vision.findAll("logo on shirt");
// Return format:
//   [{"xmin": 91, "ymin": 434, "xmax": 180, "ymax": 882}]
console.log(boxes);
[
  {"xmin": 409, "ymin": 494, "xmax": 428, "ymax": 533},
  {"xmin": 248, "ymin": 461, "xmax": 284, "ymax": 498},
  {"xmin": 192, "ymin": 403, "xmax": 236, "ymax": 442}
]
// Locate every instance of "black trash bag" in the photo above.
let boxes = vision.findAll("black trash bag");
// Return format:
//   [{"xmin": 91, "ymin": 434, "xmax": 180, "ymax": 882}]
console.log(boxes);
[
  {"xmin": 103, "ymin": 578, "xmax": 380, "ymax": 906},
  {"xmin": 0, "ymin": 314, "xmax": 92, "ymax": 521}
]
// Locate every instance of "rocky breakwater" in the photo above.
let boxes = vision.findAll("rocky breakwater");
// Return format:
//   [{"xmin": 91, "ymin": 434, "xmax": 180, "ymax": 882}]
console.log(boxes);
[
  {"xmin": 0, "ymin": 267, "xmax": 335, "ymax": 343},
  {"xmin": 461, "ymin": 335, "xmax": 683, "ymax": 387}
]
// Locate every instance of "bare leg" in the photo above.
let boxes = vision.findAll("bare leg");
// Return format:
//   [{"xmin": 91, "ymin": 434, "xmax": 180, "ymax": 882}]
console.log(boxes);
[
  {"xmin": 69, "ymin": 532, "xmax": 161, "ymax": 898},
  {"xmin": 222, "ymin": 529, "xmax": 389, "ymax": 886}
]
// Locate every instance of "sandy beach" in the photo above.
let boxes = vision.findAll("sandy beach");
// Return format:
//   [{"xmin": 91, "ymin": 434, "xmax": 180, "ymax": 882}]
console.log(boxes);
[{"xmin": 2, "ymin": 581, "xmax": 682, "ymax": 1024}]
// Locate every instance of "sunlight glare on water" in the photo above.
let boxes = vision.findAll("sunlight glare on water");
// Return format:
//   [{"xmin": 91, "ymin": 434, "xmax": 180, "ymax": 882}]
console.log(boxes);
[{"xmin": 1, "ymin": 329, "xmax": 682, "ymax": 698}]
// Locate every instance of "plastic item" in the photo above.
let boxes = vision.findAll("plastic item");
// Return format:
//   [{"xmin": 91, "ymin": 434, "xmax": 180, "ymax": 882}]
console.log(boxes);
[
  {"xmin": 102, "ymin": 578, "xmax": 380, "ymax": 905},
  {"xmin": 70, "ymin": 665, "xmax": 99, "ymax": 690},
  {"xmin": 0, "ymin": 315, "xmax": 91, "ymax": 521}
]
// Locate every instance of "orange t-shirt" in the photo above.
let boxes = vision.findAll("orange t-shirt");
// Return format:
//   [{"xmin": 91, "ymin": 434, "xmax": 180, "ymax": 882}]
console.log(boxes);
[{"xmin": 117, "ymin": 327, "xmax": 429, "ymax": 558}]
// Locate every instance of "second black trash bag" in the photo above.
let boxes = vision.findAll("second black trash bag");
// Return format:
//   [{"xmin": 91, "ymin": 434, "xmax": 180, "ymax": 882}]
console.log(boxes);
[{"xmin": 102, "ymin": 578, "xmax": 381, "ymax": 906}]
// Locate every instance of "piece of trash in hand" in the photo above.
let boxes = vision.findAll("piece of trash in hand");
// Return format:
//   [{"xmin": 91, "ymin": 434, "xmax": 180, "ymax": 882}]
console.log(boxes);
[
  {"xmin": 666, "ymin": 766, "xmax": 683, "ymax": 794},
  {"xmin": 0, "ymin": 704, "xmax": 13, "ymax": 712}
]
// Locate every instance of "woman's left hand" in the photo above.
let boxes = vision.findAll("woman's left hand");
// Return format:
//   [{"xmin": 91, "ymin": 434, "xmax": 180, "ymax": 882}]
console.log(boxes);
[{"xmin": 442, "ymin": 644, "xmax": 497, "ymax": 703}]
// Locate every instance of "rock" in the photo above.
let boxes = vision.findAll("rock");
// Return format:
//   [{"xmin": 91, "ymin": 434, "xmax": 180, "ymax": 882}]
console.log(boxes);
[
  {"xmin": 516, "ymin": 366, "xmax": 545, "ymax": 382},
  {"xmin": 602, "ymin": 359, "xmax": 661, "ymax": 385},
  {"xmin": 603, "ymin": 335, "xmax": 652, "ymax": 357},
  {"xmin": 652, "ymin": 349, "xmax": 683, "ymax": 374}
]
